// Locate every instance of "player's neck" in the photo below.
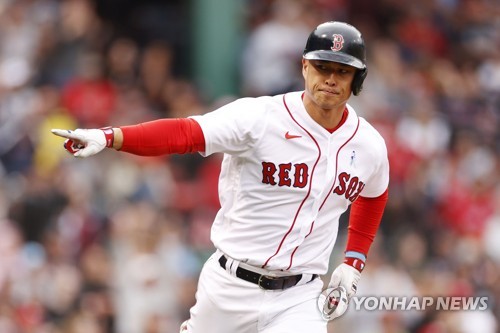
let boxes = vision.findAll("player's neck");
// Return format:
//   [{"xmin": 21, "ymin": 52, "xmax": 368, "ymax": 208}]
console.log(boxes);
[
  {"xmin": 303, "ymin": 99, "xmax": 348, "ymax": 130},
  {"xmin": 302, "ymin": 93, "xmax": 346, "ymax": 131}
]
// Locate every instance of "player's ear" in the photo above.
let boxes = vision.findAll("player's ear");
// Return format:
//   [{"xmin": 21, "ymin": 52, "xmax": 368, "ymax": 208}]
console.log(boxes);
[{"xmin": 302, "ymin": 58, "xmax": 308, "ymax": 78}]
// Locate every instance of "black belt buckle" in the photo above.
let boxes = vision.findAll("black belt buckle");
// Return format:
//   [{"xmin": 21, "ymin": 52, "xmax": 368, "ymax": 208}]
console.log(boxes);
[
  {"xmin": 258, "ymin": 274, "xmax": 281, "ymax": 290},
  {"xmin": 258, "ymin": 274, "xmax": 301, "ymax": 290}
]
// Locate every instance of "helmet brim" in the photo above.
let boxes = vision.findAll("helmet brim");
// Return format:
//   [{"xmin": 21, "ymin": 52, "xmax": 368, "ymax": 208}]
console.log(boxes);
[{"xmin": 303, "ymin": 51, "xmax": 365, "ymax": 69}]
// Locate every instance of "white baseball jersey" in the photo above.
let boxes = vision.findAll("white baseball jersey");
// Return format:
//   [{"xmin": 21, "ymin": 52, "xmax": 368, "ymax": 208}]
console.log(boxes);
[{"xmin": 190, "ymin": 91, "xmax": 389, "ymax": 275}]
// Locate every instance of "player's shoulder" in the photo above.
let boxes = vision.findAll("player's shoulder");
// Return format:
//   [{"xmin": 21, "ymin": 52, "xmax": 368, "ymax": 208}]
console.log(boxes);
[
  {"xmin": 359, "ymin": 117, "xmax": 385, "ymax": 142},
  {"xmin": 347, "ymin": 104, "xmax": 387, "ymax": 150},
  {"xmin": 225, "ymin": 92, "xmax": 296, "ymax": 117},
  {"xmin": 222, "ymin": 94, "xmax": 281, "ymax": 111},
  {"xmin": 244, "ymin": 92, "xmax": 293, "ymax": 107}
]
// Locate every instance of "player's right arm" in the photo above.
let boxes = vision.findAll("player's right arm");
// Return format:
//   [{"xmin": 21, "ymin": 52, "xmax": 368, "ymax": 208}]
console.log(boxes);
[
  {"xmin": 53, "ymin": 97, "xmax": 266, "ymax": 158},
  {"xmin": 51, "ymin": 118, "xmax": 206, "ymax": 158}
]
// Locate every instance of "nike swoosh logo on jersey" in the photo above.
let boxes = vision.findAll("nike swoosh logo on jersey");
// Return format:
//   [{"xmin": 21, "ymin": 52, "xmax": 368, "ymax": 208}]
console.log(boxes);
[{"xmin": 285, "ymin": 131, "xmax": 302, "ymax": 139}]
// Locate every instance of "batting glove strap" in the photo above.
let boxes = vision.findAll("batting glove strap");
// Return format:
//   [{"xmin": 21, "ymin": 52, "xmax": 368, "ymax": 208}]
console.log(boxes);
[
  {"xmin": 344, "ymin": 256, "xmax": 365, "ymax": 273},
  {"xmin": 100, "ymin": 126, "xmax": 114, "ymax": 148}
]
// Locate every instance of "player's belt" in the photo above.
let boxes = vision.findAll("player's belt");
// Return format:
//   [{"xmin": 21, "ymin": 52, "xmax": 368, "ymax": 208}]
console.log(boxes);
[{"xmin": 218, "ymin": 255, "xmax": 318, "ymax": 290}]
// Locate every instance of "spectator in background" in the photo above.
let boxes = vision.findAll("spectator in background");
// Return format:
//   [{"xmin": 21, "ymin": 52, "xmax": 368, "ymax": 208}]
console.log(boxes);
[
  {"xmin": 105, "ymin": 37, "xmax": 140, "ymax": 90},
  {"xmin": 61, "ymin": 52, "xmax": 117, "ymax": 128},
  {"xmin": 138, "ymin": 41, "xmax": 174, "ymax": 113},
  {"xmin": 240, "ymin": 0, "xmax": 312, "ymax": 96}
]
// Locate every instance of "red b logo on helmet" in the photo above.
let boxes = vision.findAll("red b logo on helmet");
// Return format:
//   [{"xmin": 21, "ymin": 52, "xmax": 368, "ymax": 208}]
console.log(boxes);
[{"xmin": 331, "ymin": 34, "xmax": 344, "ymax": 52}]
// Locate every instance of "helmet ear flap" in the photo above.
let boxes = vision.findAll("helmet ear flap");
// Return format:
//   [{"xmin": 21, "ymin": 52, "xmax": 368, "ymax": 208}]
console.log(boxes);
[{"xmin": 352, "ymin": 68, "xmax": 367, "ymax": 96}]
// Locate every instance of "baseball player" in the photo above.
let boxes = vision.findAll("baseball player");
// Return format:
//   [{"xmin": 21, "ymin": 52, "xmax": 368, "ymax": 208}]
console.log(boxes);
[{"xmin": 52, "ymin": 21, "xmax": 389, "ymax": 333}]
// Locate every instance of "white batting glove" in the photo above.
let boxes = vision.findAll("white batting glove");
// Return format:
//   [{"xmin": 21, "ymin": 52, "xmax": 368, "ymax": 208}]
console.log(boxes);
[
  {"xmin": 51, "ymin": 127, "xmax": 114, "ymax": 158},
  {"xmin": 329, "ymin": 263, "xmax": 361, "ymax": 299},
  {"xmin": 321, "ymin": 254, "xmax": 365, "ymax": 320}
]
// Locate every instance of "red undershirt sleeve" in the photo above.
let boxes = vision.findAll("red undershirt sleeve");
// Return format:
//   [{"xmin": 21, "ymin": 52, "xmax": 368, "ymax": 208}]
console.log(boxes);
[
  {"xmin": 119, "ymin": 118, "xmax": 206, "ymax": 156},
  {"xmin": 346, "ymin": 188, "xmax": 389, "ymax": 256}
]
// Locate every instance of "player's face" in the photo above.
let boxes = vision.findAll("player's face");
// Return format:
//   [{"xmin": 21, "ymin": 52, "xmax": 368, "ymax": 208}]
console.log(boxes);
[{"xmin": 302, "ymin": 59, "xmax": 356, "ymax": 111}]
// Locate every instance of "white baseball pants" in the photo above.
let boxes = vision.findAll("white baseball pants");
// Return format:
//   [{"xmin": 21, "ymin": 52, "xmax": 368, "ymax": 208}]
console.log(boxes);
[{"xmin": 182, "ymin": 252, "xmax": 327, "ymax": 333}]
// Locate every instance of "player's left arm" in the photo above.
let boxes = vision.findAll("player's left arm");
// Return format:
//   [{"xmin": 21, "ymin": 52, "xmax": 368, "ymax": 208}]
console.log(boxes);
[{"xmin": 328, "ymin": 189, "xmax": 388, "ymax": 297}]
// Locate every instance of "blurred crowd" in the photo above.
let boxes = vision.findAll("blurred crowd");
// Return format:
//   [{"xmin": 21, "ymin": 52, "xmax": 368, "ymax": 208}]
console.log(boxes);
[{"xmin": 0, "ymin": 0, "xmax": 498, "ymax": 332}]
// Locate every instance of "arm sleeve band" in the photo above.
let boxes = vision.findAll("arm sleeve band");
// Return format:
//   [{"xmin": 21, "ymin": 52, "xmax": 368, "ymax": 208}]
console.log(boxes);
[
  {"xmin": 119, "ymin": 118, "xmax": 205, "ymax": 156},
  {"xmin": 346, "ymin": 188, "xmax": 388, "ymax": 256}
]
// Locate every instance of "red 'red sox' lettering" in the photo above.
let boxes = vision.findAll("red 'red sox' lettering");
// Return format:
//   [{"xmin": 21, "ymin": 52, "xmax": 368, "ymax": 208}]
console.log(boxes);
[
  {"xmin": 334, "ymin": 172, "xmax": 365, "ymax": 202},
  {"xmin": 262, "ymin": 162, "xmax": 277, "ymax": 185},
  {"xmin": 262, "ymin": 162, "xmax": 309, "ymax": 188},
  {"xmin": 278, "ymin": 163, "xmax": 292, "ymax": 186}
]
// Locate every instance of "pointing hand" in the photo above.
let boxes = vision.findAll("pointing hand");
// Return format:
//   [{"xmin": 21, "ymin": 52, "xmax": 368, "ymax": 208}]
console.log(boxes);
[{"xmin": 51, "ymin": 127, "xmax": 114, "ymax": 158}]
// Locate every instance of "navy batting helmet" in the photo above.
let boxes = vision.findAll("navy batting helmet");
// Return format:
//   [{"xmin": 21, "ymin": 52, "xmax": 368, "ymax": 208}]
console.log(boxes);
[{"xmin": 303, "ymin": 21, "xmax": 367, "ymax": 95}]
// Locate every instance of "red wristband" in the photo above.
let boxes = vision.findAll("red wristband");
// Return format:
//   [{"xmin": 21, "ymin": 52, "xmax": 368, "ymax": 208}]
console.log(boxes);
[
  {"xmin": 344, "ymin": 257, "xmax": 365, "ymax": 273},
  {"xmin": 100, "ymin": 126, "xmax": 114, "ymax": 148}
]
